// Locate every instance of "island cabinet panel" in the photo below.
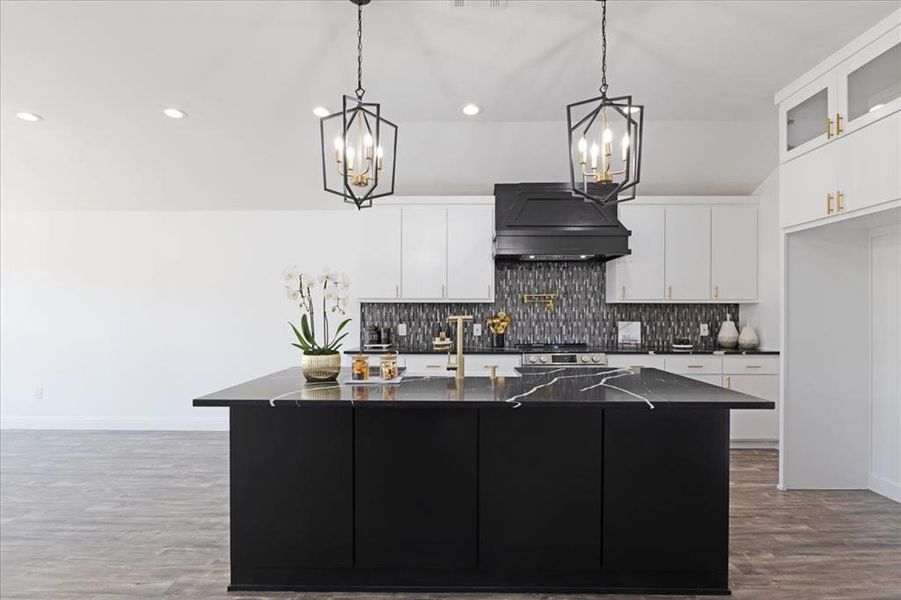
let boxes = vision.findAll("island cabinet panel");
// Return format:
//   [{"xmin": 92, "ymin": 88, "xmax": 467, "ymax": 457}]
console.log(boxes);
[
  {"xmin": 354, "ymin": 407, "xmax": 478, "ymax": 569},
  {"xmin": 230, "ymin": 406, "xmax": 353, "ymax": 574},
  {"xmin": 602, "ymin": 408, "xmax": 729, "ymax": 583},
  {"xmin": 478, "ymin": 407, "xmax": 603, "ymax": 571}
]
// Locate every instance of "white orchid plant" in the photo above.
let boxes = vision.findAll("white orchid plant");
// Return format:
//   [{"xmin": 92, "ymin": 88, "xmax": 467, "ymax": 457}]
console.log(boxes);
[{"xmin": 284, "ymin": 267, "xmax": 351, "ymax": 356}]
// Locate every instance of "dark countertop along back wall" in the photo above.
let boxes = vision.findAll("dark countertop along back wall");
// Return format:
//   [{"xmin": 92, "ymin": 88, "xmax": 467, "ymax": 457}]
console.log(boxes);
[{"xmin": 361, "ymin": 262, "xmax": 740, "ymax": 351}]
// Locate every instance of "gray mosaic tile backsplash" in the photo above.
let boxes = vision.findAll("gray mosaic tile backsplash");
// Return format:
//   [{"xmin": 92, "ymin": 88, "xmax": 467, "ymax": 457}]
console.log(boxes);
[{"xmin": 361, "ymin": 262, "xmax": 738, "ymax": 350}]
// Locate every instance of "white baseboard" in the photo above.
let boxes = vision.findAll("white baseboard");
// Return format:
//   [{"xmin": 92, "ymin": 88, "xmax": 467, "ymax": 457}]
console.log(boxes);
[
  {"xmin": 869, "ymin": 474, "xmax": 901, "ymax": 503},
  {"xmin": 730, "ymin": 439, "xmax": 778, "ymax": 449},
  {"xmin": 0, "ymin": 414, "xmax": 228, "ymax": 431}
]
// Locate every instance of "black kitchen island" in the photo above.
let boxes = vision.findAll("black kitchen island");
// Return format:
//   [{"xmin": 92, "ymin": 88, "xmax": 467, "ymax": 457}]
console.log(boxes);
[{"xmin": 194, "ymin": 366, "xmax": 774, "ymax": 595}]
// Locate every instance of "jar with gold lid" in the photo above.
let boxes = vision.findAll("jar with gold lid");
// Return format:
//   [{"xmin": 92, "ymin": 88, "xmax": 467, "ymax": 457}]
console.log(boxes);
[
  {"xmin": 351, "ymin": 354, "xmax": 369, "ymax": 381},
  {"xmin": 379, "ymin": 353, "xmax": 398, "ymax": 381}
]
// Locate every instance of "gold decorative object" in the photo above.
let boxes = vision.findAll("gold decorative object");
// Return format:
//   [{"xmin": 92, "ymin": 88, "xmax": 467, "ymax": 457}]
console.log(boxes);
[
  {"xmin": 486, "ymin": 311, "xmax": 512, "ymax": 335},
  {"xmin": 523, "ymin": 292, "xmax": 559, "ymax": 311},
  {"xmin": 301, "ymin": 353, "xmax": 341, "ymax": 382}
]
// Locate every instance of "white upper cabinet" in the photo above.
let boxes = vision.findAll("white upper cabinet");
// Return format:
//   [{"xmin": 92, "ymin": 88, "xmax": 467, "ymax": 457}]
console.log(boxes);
[
  {"xmin": 609, "ymin": 205, "xmax": 665, "ymax": 301},
  {"xmin": 355, "ymin": 207, "xmax": 402, "ymax": 300},
  {"xmin": 777, "ymin": 14, "xmax": 901, "ymax": 165},
  {"xmin": 605, "ymin": 199, "xmax": 758, "ymax": 303},
  {"xmin": 779, "ymin": 72, "xmax": 838, "ymax": 163},
  {"xmin": 446, "ymin": 205, "xmax": 495, "ymax": 300},
  {"xmin": 389, "ymin": 201, "xmax": 494, "ymax": 303},
  {"xmin": 835, "ymin": 26, "xmax": 901, "ymax": 137},
  {"xmin": 779, "ymin": 143, "xmax": 839, "ymax": 228},
  {"xmin": 665, "ymin": 206, "xmax": 711, "ymax": 301},
  {"xmin": 401, "ymin": 206, "xmax": 447, "ymax": 299},
  {"xmin": 838, "ymin": 110, "xmax": 901, "ymax": 214},
  {"xmin": 779, "ymin": 109, "xmax": 900, "ymax": 229},
  {"xmin": 711, "ymin": 206, "xmax": 758, "ymax": 301}
]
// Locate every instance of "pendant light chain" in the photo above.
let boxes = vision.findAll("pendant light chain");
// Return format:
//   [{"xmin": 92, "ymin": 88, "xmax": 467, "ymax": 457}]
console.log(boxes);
[
  {"xmin": 355, "ymin": 2, "xmax": 365, "ymax": 100},
  {"xmin": 599, "ymin": 0, "xmax": 608, "ymax": 96}
]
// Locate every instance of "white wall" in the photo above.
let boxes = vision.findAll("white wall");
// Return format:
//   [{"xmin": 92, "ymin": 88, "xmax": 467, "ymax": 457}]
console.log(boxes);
[
  {"xmin": 780, "ymin": 223, "xmax": 872, "ymax": 489},
  {"xmin": 0, "ymin": 209, "xmax": 380, "ymax": 430},
  {"xmin": 869, "ymin": 229, "xmax": 901, "ymax": 502},
  {"xmin": 740, "ymin": 168, "xmax": 780, "ymax": 350}
]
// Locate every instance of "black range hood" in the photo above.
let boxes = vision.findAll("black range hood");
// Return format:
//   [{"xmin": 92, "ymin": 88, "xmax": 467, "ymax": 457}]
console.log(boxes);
[{"xmin": 494, "ymin": 183, "xmax": 631, "ymax": 262}]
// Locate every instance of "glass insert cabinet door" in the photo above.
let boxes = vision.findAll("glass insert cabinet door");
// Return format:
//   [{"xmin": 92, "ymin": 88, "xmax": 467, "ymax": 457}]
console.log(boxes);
[
  {"xmin": 786, "ymin": 88, "xmax": 829, "ymax": 151},
  {"xmin": 837, "ymin": 28, "xmax": 901, "ymax": 135},
  {"xmin": 779, "ymin": 71, "xmax": 837, "ymax": 162}
]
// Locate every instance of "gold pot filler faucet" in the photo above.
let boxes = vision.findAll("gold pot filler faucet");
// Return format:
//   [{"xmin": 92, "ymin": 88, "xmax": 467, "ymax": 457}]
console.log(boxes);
[{"xmin": 445, "ymin": 315, "xmax": 473, "ymax": 380}]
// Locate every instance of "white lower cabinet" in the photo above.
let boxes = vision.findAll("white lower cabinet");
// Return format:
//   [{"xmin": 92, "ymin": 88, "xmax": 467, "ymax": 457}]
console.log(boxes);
[
  {"xmin": 609, "ymin": 353, "xmax": 780, "ymax": 443},
  {"xmin": 400, "ymin": 354, "xmax": 520, "ymax": 377},
  {"xmin": 606, "ymin": 354, "xmax": 666, "ymax": 370},
  {"xmin": 725, "ymin": 374, "xmax": 780, "ymax": 442}
]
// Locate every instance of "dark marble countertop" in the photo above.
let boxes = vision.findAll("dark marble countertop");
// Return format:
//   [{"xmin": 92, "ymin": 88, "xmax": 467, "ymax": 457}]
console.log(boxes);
[
  {"xmin": 344, "ymin": 346, "xmax": 779, "ymax": 355},
  {"xmin": 194, "ymin": 366, "xmax": 775, "ymax": 410}
]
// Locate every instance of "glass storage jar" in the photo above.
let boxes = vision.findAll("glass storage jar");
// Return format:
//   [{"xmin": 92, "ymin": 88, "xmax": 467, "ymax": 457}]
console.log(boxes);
[
  {"xmin": 379, "ymin": 353, "xmax": 398, "ymax": 381},
  {"xmin": 351, "ymin": 354, "xmax": 369, "ymax": 381}
]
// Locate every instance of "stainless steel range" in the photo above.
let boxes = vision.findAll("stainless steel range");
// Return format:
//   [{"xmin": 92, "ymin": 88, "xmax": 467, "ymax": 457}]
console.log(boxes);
[{"xmin": 517, "ymin": 343, "xmax": 607, "ymax": 367}]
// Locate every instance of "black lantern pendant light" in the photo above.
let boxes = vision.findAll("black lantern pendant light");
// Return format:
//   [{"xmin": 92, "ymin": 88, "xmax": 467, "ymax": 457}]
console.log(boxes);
[
  {"xmin": 566, "ymin": 0, "xmax": 643, "ymax": 205},
  {"xmin": 320, "ymin": 0, "xmax": 397, "ymax": 210}
]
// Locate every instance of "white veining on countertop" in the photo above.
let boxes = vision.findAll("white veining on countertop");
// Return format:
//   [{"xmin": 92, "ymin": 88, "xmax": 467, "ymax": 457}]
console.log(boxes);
[
  {"xmin": 579, "ymin": 370, "xmax": 655, "ymax": 409},
  {"xmin": 504, "ymin": 368, "xmax": 633, "ymax": 408}
]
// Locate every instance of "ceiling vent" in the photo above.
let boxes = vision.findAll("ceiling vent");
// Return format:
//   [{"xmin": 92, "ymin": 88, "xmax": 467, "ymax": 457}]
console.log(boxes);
[{"xmin": 451, "ymin": 0, "xmax": 509, "ymax": 9}]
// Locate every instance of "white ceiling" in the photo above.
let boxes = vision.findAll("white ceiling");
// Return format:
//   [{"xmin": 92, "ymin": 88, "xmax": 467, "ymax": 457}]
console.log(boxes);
[{"xmin": 1, "ymin": 0, "xmax": 898, "ymax": 210}]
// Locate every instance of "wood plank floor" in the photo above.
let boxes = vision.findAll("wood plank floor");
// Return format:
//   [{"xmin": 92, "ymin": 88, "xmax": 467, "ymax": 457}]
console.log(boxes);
[{"xmin": 1, "ymin": 430, "xmax": 899, "ymax": 599}]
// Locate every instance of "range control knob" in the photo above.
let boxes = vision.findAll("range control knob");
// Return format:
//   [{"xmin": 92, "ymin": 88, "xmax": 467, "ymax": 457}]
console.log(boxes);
[
  {"xmin": 529, "ymin": 356, "xmax": 537, "ymax": 364},
  {"xmin": 581, "ymin": 355, "xmax": 590, "ymax": 363},
  {"xmin": 539, "ymin": 356, "xmax": 548, "ymax": 364},
  {"xmin": 591, "ymin": 355, "xmax": 602, "ymax": 363}
]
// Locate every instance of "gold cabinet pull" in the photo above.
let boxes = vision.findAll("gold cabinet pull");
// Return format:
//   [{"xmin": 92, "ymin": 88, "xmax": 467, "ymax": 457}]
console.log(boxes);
[
  {"xmin": 426, "ymin": 364, "xmax": 443, "ymax": 368},
  {"xmin": 714, "ymin": 285, "xmax": 719, "ymax": 299},
  {"xmin": 836, "ymin": 190, "xmax": 844, "ymax": 212},
  {"xmin": 396, "ymin": 284, "xmax": 400, "ymax": 298},
  {"xmin": 826, "ymin": 192, "xmax": 834, "ymax": 214},
  {"xmin": 621, "ymin": 285, "xmax": 626, "ymax": 300},
  {"xmin": 667, "ymin": 285, "xmax": 673, "ymax": 300},
  {"xmin": 488, "ymin": 284, "xmax": 491, "ymax": 297},
  {"xmin": 826, "ymin": 116, "xmax": 834, "ymax": 139},
  {"xmin": 441, "ymin": 283, "xmax": 446, "ymax": 298},
  {"xmin": 687, "ymin": 365, "xmax": 704, "ymax": 369},
  {"xmin": 746, "ymin": 365, "xmax": 762, "ymax": 369},
  {"xmin": 725, "ymin": 376, "xmax": 732, "ymax": 389},
  {"xmin": 836, "ymin": 112, "xmax": 843, "ymax": 136}
]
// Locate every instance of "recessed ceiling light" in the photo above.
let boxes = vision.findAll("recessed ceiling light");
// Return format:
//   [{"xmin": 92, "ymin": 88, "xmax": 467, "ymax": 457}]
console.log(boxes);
[
  {"xmin": 462, "ymin": 103, "xmax": 481, "ymax": 116},
  {"xmin": 313, "ymin": 106, "xmax": 331, "ymax": 118},
  {"xmin": 163, "ymin": 108, "xmax": 188, "ymax": 119},
  {"xmin": 868, "ymin": 103, "xmax": 885, "ymax": 113},
  {"xmin": 16, "ymin": 112, "xmax": 43, "ymax": 122}
]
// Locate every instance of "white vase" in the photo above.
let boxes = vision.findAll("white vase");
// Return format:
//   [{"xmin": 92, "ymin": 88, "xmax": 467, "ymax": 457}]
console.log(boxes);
[
  {"xmin": 717, "ymin": 314, "xmax": 739, "ymax": 349},
  {"xmin": 739, "ymin": 323, "xmax": 759, "ymax": 350}
]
